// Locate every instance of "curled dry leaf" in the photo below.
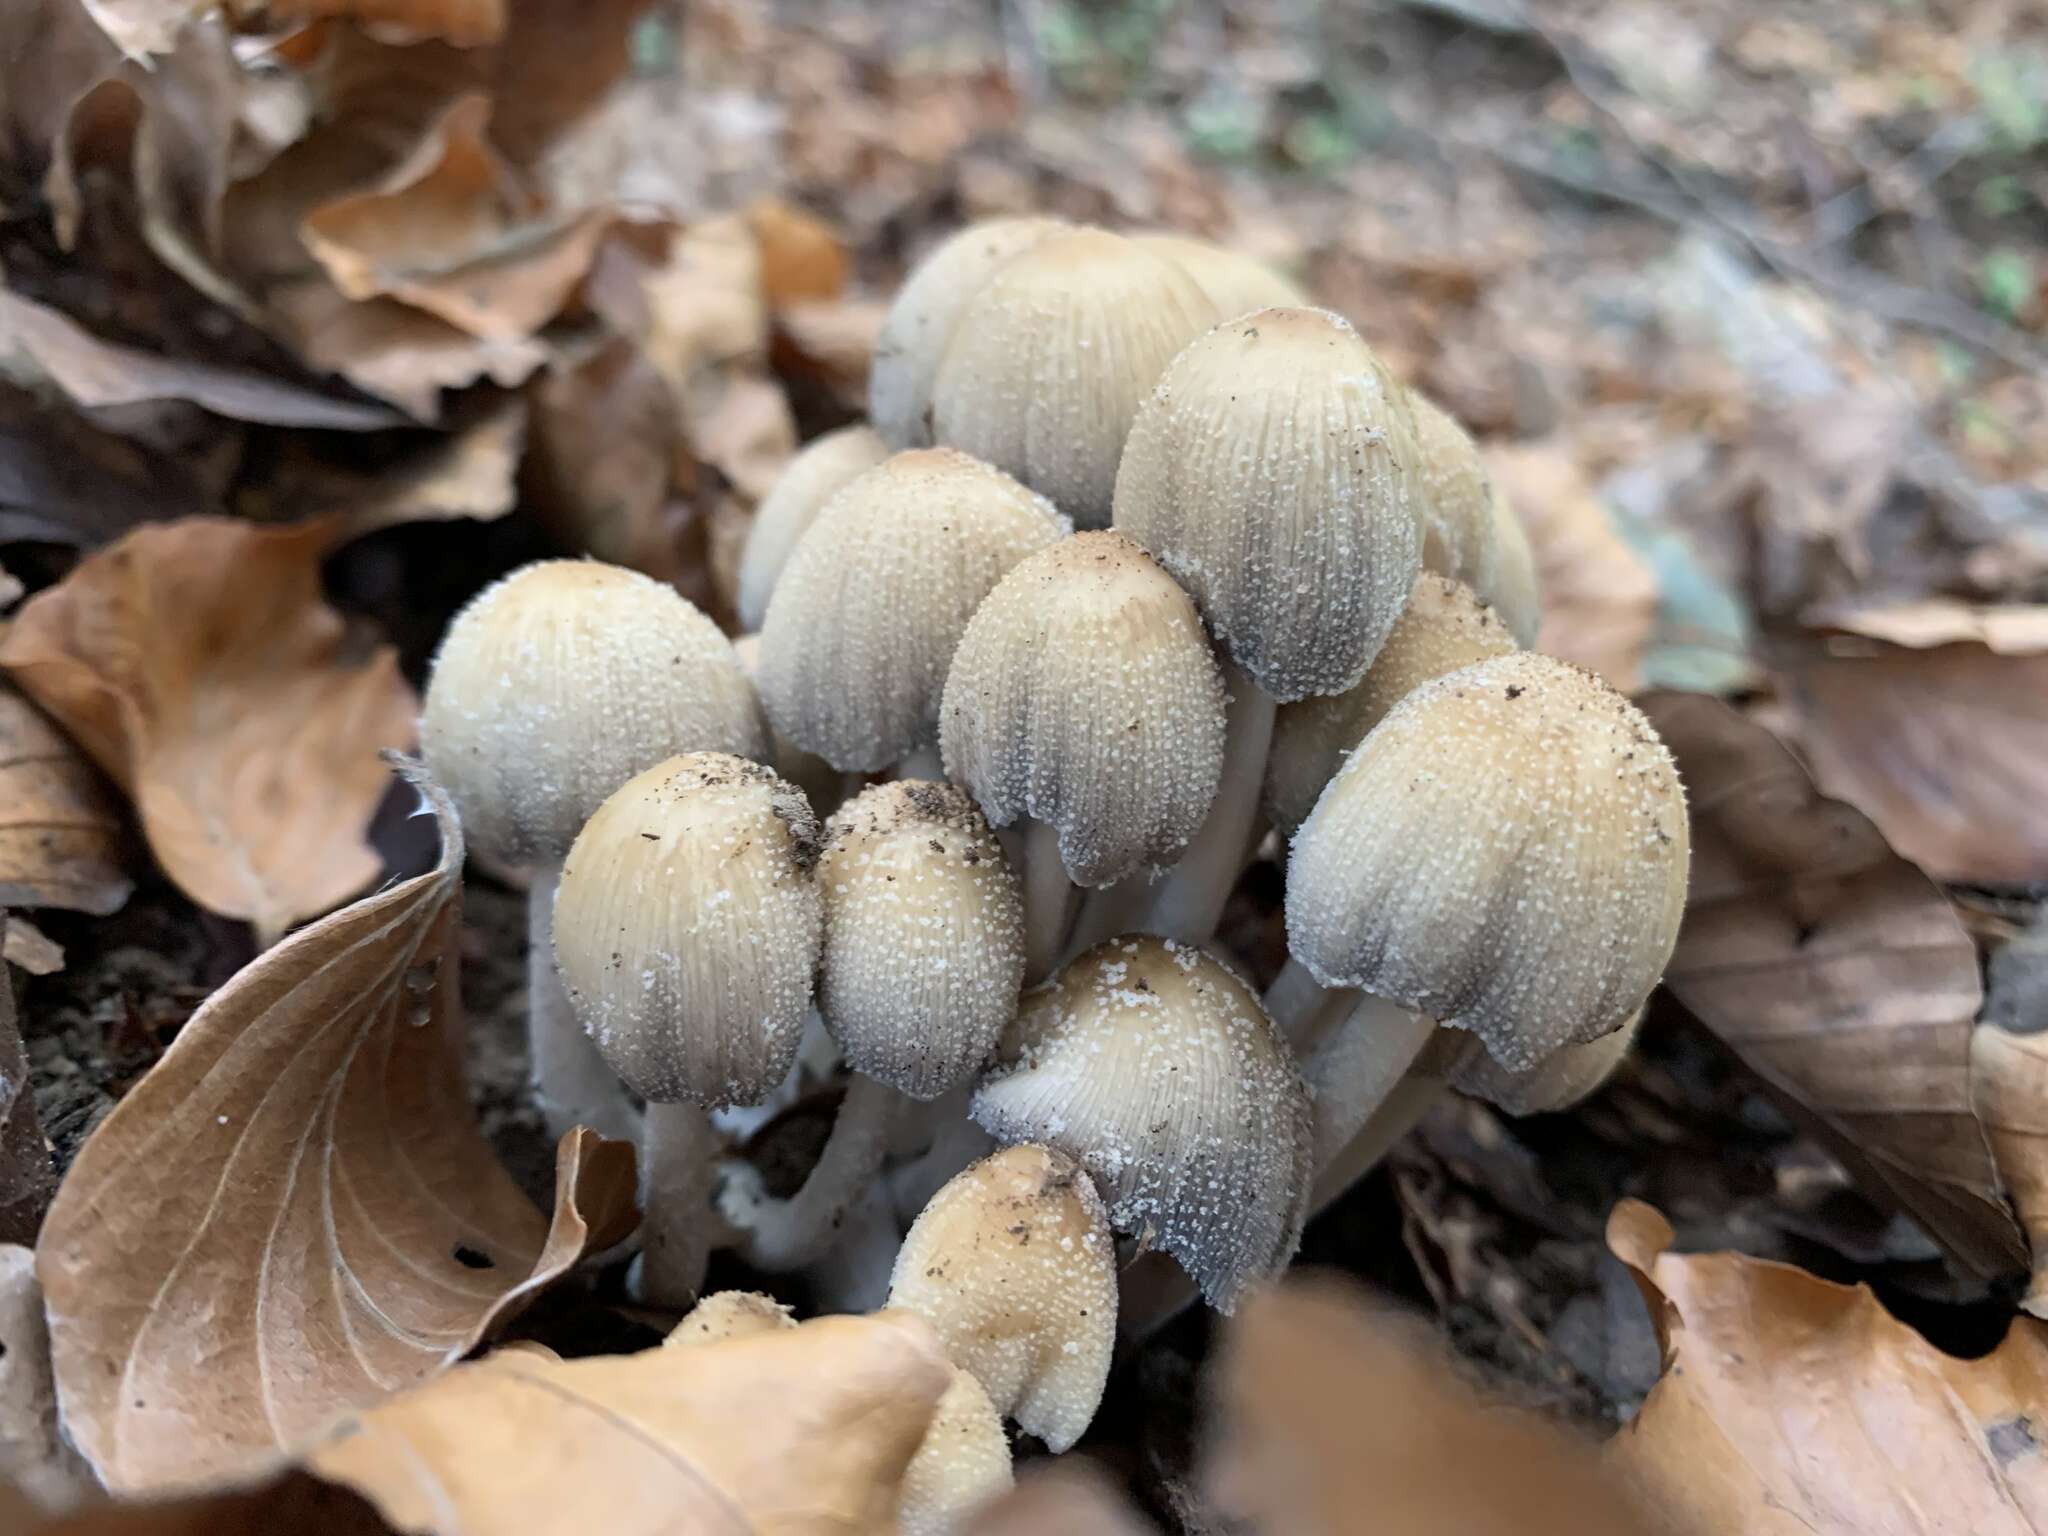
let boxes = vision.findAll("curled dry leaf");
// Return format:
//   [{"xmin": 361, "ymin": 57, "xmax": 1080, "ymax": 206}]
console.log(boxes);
[
  {"xmin": 1607, "ymin": 1200, "xmax": 2048, "ymax": 1535},
  {"xmin": 1813, "ymin": 600, "xmax": 2048, "ymax": 656},
  {"xmin": 0, "ymin": 685, "xmax": 131, "ymax": 918},
  {"xmin": 35, "ymin": 767, "xmax": 638, "ymax": 1494},
  {"xmin": 1484, "ymin": 440, "xmax": 1656, "ymax": 690},
  {"xmin": 4, "ymin": 914, "xmax": 64, "ymax": 976},
  {"xmin": 323, "ymin": 397, "xmax": 526, "ymax": 541},
  {"xmin": 1209, "ymin": 1278, "xmax": 1657, "ymax": 1536},
  {"xmin": 0, "ymin": 977, "xmax": 55, "ymax": 1245},
  {"xmin": 0, "ymin": 517, "xmax": 418, "ymax": 941},
  {"xmin": 1781, "ymin": 640, "xmax": 2048, "ymax": 887},
  {"xmin": 266, "ymin": 0, "xmax": 508, "ymax": 47},
  {"xmin": 1971, "ymin": 1024, "xmax": 2048, "ymax": 1317},
  {"xmin": 1640, "ymin": 690, "xmax": 2024, "ymax": 1281},
  {"xmin": 745, "ymin": 198, "xmax": 851, "ymax": 310}
]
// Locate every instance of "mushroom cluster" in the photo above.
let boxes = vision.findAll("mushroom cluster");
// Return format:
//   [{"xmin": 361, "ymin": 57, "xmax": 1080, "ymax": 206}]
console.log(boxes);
[{"xmin": 420, "ymin": 218, "xmax": 1691, "ymax": 1485}]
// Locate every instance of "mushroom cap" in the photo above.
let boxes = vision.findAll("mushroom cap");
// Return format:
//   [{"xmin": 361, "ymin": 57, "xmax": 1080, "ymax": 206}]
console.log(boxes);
[
  {"xmin": 931, "ymin": 227, "xmax": 1220, "ymax": 527},
  {"xmin": 870, "ymin": 217, "xmax": 1068, "ymax": 449},
  {"xmin": 420, "ymin": 560, "xmax": 767, "ymax": 866},
  {"xmin": 736, "ymin": 424, "xmax": 891, "ymax": 631},
  {"xmin": 1409, "ymin": 393, "xmax": 1539, "ymax": 646},
  {"xmin": 1453, "ymin": 1007, "xmax": 1643, "ymax": 1116},
  {"xmin": 971, "ymin": 937, "xmax": 1312, "ymax": 1312},
  {"xmin": 1130, "ymin": 232, "xmax": 1309, "ymax": 320},
  {"xmin": 940, "ymin": 531, "xmax": 1227, "ymax": 887},
  {"xmin": 756, "ymin": 448, "xmax": 1069, "ymax": 773},
  {"xmin": 1287, "ymin": 652, "xmax": 1690, "ymax": 1072},
  {"xmin": 1265, "ymin": 575, "xmax": 1517, "ymax": 836},
  {"xmin": 898, "ymin": 1367, "xmax": 1014, "ymax": 1536},
  {"xmin": 1112, "ymin": 307, "xmax": 1426, "ymax": 701},
  {"xmin": 665, "ymin": 1290, "xmax": 797, "ymax": 1347},
  {"xmin": 1484, "ymin": 484, "xmax": 1541, "ymax": 648},
  {"xmin": 553, "ymin": 752, "xmax": 822, "ymax": 1107},
  {"xmin": 887, "ymin": 1144, "xmax": 1117, "ymax": 1454},
  {"xmin": 818, "ymin": 780, "xmax": 1026, "ymax": 1100}
]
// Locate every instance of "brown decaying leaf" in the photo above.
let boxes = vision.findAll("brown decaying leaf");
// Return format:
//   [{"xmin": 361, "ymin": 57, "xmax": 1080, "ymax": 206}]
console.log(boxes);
[
  {"xmin": 521, "ymin": 338, "xmax": 683, "ymax": 575},
  {"xmin": 744, "ymin": 198, "xmax": 851, "ymax": 310},
  {"xmin": 1639, "ymin": 691, "xmax": 2024, "ymax": 1281},
  {"xmin": 0, "ymin": 685, "xmax": 131, "ymax": 918},
  {"xmin": 323, "ymin": 397, "xmax": 526, "ymax": 541},
  {"xmin": 0, "ymin": 517, "xmax": 418, "ymax": 941},
  {"xmin": 266, "ymin": 0, "xmax": 507, "ymax": 47},
  {"xmin": 35, "ymin": 766, "xmax": 637, "ymax": 1494},
  {"xmin": 774, "ymin": 297, "xmax": 885, "ymax": 410},
  {"xmin": 0, "ymin": 978, "xmax": 56, "ymax": 1245},
  {"xmin": 1607, "ymin": 1200, "xmax": 2048, "ymax": 1535},
  {"xmin": 1972, "ymin": 1027, "xmax": 2048, "ymax": 1318},
  {"xmin": 1814, "ymin": 601, "xmax": 2048, "ymax": 656},
  {"xmin": 1783, "ymin": 641, "xmax": 2048, "ymax": 887},
  {"xmin": 1484, "ymin": 440, "xmax": 1657, "ymax": 690},
  {"xmin": 966, "ymin": 1464, "xmax": 1157, "ymax": 1536},
  {"xmin": 4, "ymin": 914, "xmax": 64, "ymax": 976},
  {"xmin": 1208, "ymin": 1277, "xmax": 1661, "ymax": 1536}
]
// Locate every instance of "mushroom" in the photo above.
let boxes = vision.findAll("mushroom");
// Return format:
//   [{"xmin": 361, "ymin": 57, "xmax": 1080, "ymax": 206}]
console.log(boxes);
[
  {"xmin": 1452, "ymin": 1006, "xmax": 1644, "ymax": 1118},
  {"xmin": 1264, "ymin": 574, "xmax": 1517, "ymax": 840},
  {"xmin": 553, "ymin": 752, "xmax": 823, "ymax": 1304},
  {"xmin": 1409, "ymin": 392, "xmax": 1538, "ymax": 645},
  {"xmin": 1281, "ymin": 652, "xmax": 1688, "ymax": 1193},
  {"xmin": 420, "ymin": 559, "xmax": 767, "ymax": 1144},
  {"xmin": 931, "ymin": 227, "xmax": 1219, "ymax": 526},
  {"xmin": 756, "ymin": 448, "xmax": 1069, "ymax": 776},
  {"xmin": 870, "ymin": 217, "xmax": 1068, "ymax": 449},
  {"xmin": 718, "ymin": 779, "xmax": 1026, "ymax": 1269},
  {"xmin": 971, "ymin": 936, "xmax": 1312, "ymax": 1311},
  {"xmin": 888, "ymin": 1144, "xmax": 1118, "ymax": 1452},
  {"xmin": 736, "ymin": 424, "xmax": 890, "ymax": 631},
  {"xmin": 669, "ymin": 1288, "xmax": 1013, "ymax": 1535},
  {"xmin": 1130, "ymin": 231, "xmax": 1309, "ymax": 319},
  {"xmin": 940, "ymin": 530, "xmax": 1227, "ymax": 977},
  {"xmin": 1110, "ymin": 306, "xmax": 1426, "ymax": 940}
]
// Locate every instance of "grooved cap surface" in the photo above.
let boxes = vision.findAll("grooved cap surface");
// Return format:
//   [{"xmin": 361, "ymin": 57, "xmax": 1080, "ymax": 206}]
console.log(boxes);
[{"xmin": 736, "ymin": 424, "xmax": 890, "ymax": 630}]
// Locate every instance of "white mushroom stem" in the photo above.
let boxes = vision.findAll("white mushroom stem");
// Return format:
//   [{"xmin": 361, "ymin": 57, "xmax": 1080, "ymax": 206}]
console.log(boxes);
[
  {"xmin": 1022, "ymin": 819, "xmax": 1078, "ymax": 982},
  {"xmin": 633, "ymin": 1099, "xmax": 722, "ymax": 1308},
  {"xmin": 1308, "ymin": 1027, "xmax": 1480, "ymax": 1211},
  {"xmin": 803, "ymin": 1179, "xmax": 905, "ymax": 1314},
  {"xmin": 1303, "ymin": 993, "xmax": 1444, "ymax": 1172},
  {"xmin": 718, "ymin": 1073, "xmax": 905, "ymax": 1270},
  {"xmin": 895, "ymin": 742, "xmax": 946, "ymax": 781},
  {"xmin": 888, "ymin": 1102, "xmax": 997, "ymax": 1227},
  {"xmin": 1262, "ymin": 957, "xmax": 1360, "ymax": 1056},
  {"xmin": 528, "ymin": 862, "xmax": 641, "ymax": 1144}
]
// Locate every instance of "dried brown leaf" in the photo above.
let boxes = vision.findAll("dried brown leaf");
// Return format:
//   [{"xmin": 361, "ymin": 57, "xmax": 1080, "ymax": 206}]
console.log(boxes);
[
  {"xmin": 966, "ymin": 1464, "xmax": 1157, "ymax": 1536},
  {"xmin": 0, "ymin": 517, "xmax": 417, "ymax": 941},
  {"xmin": 0, "ymin": 385, "xmax": 219, "ymax": 547},
  {"xmin": 745, "ymin": 198, "xmax": 850, "ymax": 310},
  {"xmin": 1607, "ymin": 1200, "xmax": 2048, "ymax": 1535},
  {"xmin": 1484, "ymin": 440, "xmax": 1657, "ymax": 690},
  {"xmin": 1209, "ymin": 1277, "xmax": 1659, "ymax": 1535},
  {"xmin": 692, "ymin": 371, "xmax": 796, "ymax": 504},
  {"xmin": 0, "ymin": 685, "xmax": 131, "ymax": 917},
  {"xmin": 0, "ymin": 978, "xmax": 55, "ymax": 1245},
  {"xmin": 36, "ymin": 769, "xmax": 637, "ymax": 1494},
  {"xmin": 1972, "ymin": 1026, "xmax": 2048, "ymax": 1317},
  {"xmin": 1639, "ymin": 690, "xmax": 2024, "ymax": 1280},
  {"xmin": 267, "ymin": 0, "xmax": 506, "ymax": 47},
  {"xmin": 1783, "ymin": 641, "xmax": 2048, "ymax": 887},
  {"xmin": 323, "ymin": 397, "xmax": 526, "ymax": 540},
  {"xmin": 1814, "ymin": 601, "xmax": 2048, "ymax": 656},
  {"xmin": 3, "ymin": 915, "xmax": 63, "ymax": 976},
  {"xmin": 774, "ymin": 297, "xmax": 885, "ymax": 411},
  {"xmin": 0, "ymin": 290, "xmax": 401, "ymax": 430}
]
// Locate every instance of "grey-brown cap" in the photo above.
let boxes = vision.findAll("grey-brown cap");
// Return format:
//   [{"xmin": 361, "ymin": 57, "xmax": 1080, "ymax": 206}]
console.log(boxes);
[
  {"xmin": 940, "ymin": 531, "xmax": 1227, "ymax": 887},
  {"xmin": 870, "ymin": 217, "xmax": 1068, "ymax": 449},
  {"xmin": 757, "ymin": 448, "xmax": 1069, "ymax": 773},
  {"xmin": 887, "ymin": 1144, "xmax": 1117, "ymax": 1454},
  {"xmin": 421, "ymin": 560, "xmax": 767, "ymax": 865},
  {"xmin": 1131, "ymin": 232, "xmax": 1309, "ymax": 320},
  {"xmin": 553, "ymin": 752, "xmax": 822, "ymax": 1106},
  {"xmin": 1265, "ymin": 575, "xmax": 1517, "ymax": 837},
  {"xmin": 1453, "ymin": 1007, "xmax": 1644, "ymax": 1116},
  {"xmin": 818, "ymin": 780, "xmax": 1026, "ymax": 1100},
  {"xmin": 1286, "ymin": 652, "xmax": 1689, "ymax": 1072},
  {"xmin": 931, "ymin": 227, "xmax": 1219, "ymax": 526},
  {"xmin": 1409, "ymin": 393, "xmax": 1539, "ymax": 645},
  {"xmin": 736, "ymin": 424, "xmax": 890, "ymax": 631},
  {"xmin": 971, "ymin": 937, "xmax": 1312, "ymax": 1311},
  {"xmin": 1112, "ymin": 307, "xmax": 1425, "ymax": 701}
]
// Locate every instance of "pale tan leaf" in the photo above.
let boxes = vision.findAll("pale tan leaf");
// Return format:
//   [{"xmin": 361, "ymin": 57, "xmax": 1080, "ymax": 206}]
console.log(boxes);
[
  {"xmin": 1814, "ymin": 601, "xmax": 2048, "ymax": 656},
  {"xmin": 1783, "ymin": 641, "xmax": 2048, "ymax": 887},
  {"xmin": 1639, "ymin": 691, "xmax": 2024, "ymax": 1280},
  {"xmin": 0, "ymin": 685, "xmax": 131, "ymax": 918},
  {"xmin": 301, "ymin": 1312, "xmax": 951, "ymax": 1535},
  {"xmin": 1483, "ymin": 440, "xmax": 1657, "ymax": 690},
  {"xmin": 325, "ymin": 397, "xmax": 527, "ymax": 541},
  {"xmin": 35, "ymin": 769, "xmax": 638, "ymax": 1494},
  {"xmin": 0, "ymin": 518, "xmax": 418, "ymax": 941},
  {"xmin": 776, "ymin": 298, "xmax": 886, "ymax": 411},
  {"xmin": 3, "ymin": 915, "xmax": 63, "ymax": 976},
  {"xmin": 1972, "ymin": 1025, "xmax": 2048, "ymax": 1317},
  {"xmin": 1208, "ymin": 1277, "xmax": 1658, "ymax": 1536},
  {"xmin": 692, "ymin": 371, "xmax": 797, "ymax": 504},
  {"xmin": 1607, "ymin": 1200, "xmax": 2048, "ymax": 1536}
]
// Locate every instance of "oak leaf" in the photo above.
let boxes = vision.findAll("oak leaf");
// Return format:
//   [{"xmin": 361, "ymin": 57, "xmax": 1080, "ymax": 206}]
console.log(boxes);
[{"xmin": 0, "ymin": 517, "xmax": 418, "ymax": 941}]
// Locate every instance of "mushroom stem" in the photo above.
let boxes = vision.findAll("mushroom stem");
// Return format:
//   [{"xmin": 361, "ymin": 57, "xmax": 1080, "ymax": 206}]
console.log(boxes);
[
  {"xmin": 895, "ymin": 742, "xmax": 946, "ymax": 781},
  {"xmin": 1262, "ymin": 957, "xmax": 1358, "ymax": 1056},
  {"xmin": 1308, "ymin": 1029, "xmax": 1480, "ymax": 1210},
  {"xmin": 887, "ymin": 1099, "xmax": 997, "ymax": 1226},
  {"xmin": 1022, "ymin": 819, "xmax": 1078, "ymax": 982},
  {"xmin": 633, "ymin": 1099, "xmax": 721, "ymax": 1308},
  {"xmin": 1131, "ymin": 659, "xmax": 1277, "ymax": 942},
  {"xmin": 1303, "ymin": 993, "xmax": 1443, "ymax": 1175},
  {"xmin": 718, "ymin": 1073, "xmax": 905, "ymax": 1270},
  {"xmin": 528, "ymin": 862, "xmax": 641, "ymax": 1144}
]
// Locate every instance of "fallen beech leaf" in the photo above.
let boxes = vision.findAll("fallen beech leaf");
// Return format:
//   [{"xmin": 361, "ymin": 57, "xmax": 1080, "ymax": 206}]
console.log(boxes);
[
  {"xmin": 522, "ymin": 338, "xmax": 685, "ymax": 575},
  {"xmin": 1484, "ymin": 440, "xmax": 1657, "ymax": 689},
  {"xmin": 0, "ymin": 291, "xmax": 401, "ymax": 431},
  {"xmin": 643, "ymin": 215, "xmax": 769, "ymax": 386},
  {"xmin": 3, "ymin": 915, "xmax": 63, "ymax": 976},
  {"xmin": 0, "ymin": 518, "xmax": 416, "ymax": 940},
  {"xmin": 1813, "ymin": 601, "xmax": 2048, "ymax": 655},
  {"xmin": 1209, "ymin": 1277, "xmax": 1657, "ymax": 1535},
  {"xmin": 268, "ymin": 0, "xmax": 506, "ymax": 46},
  {"xmin": 1639, "ymin": 691, "xmax": 2024, "ymax": 1280},
  {"xmin": 692, "ymin": 370, "xmax": 796, "ymax": 503},
  {"xmin": 745, "ymin": 198, "xmax": 850, "ymax": 310},
  {"xmin": 36, "ymin": 767, "xmax": 638, "ymax": 1493},
  {"xmin": 775, "ymin": 297, "xmax": 886, "ymax": 411},
  {"xmin": 324, "ymin": 398, "xmax": 526, "ymax": 540},
  {"xmin": 1971, "ymin": 1025, "xmax": 2048, "ymax": 1317},
  {"xmin": 0, "ymin": 686, "xmax": 131, "ymax": 918},
  {"xmin": 967, "ymin": 1464, "xmax": 1157, "ymax": 1536},
  {"xmin": 0, "ymin": 978, "xmax": 55, "ymax": 1244},
  {"xmin": 0, "ymin": 386, "xmax": 219, "ymax": 547},
  {"xmin": 1783, "ymin": 641, "xmax": 2048, "ymax": 886},
  {"xmin": 1607, "ymin": 1200, "xmax": 2048, "ymax": 1534}
]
